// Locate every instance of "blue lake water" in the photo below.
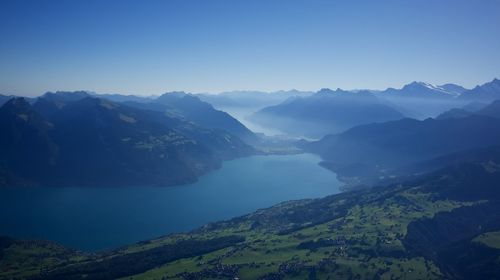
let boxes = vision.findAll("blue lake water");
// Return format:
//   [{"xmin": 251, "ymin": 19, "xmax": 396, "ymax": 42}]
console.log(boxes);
[{"xmin": 0, "ymin": 153, "xmax": 341, "ymax": 251}]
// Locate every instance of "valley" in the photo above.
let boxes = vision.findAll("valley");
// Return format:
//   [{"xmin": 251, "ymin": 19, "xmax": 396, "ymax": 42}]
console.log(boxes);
[{"xmin": 1, "ymin": 79, "xmax": 500, "ymax": 279}]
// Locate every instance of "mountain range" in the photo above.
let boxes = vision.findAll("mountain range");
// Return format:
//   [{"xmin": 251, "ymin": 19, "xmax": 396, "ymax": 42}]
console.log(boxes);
[
  {"xmin": 250, "ymin": 88, "xmax": 405, "ymax": 138},
  {"xmin": 197, "ymin": 89, "xmax": 314, "ymax": 110},
  {"xmin": 124, "ymin": 92, "xmax": 259, "ymax": 145},
  {"xmin": 248, "ymin": 79, "xmax": 500, "ymax": 138},
  {"xmin": 459, "ymin": 78, "xmax": 500, "ymax": 102},
  {"xmin": 0, "ymin": 94, "xmax": 255, "ymax": 187},
  {"xmin": 304, "ymin": 98, "xmax": 500, "ymax": 187},
  {"xmin": 2, "ymin": 79, "xmax": 500, "ymax": 279}
]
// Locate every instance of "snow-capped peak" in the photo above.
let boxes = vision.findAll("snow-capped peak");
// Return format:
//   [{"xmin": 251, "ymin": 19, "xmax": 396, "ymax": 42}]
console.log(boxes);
[{"xmin": 406, "ymin": 81, "xmax": 460, "ymax": 96}]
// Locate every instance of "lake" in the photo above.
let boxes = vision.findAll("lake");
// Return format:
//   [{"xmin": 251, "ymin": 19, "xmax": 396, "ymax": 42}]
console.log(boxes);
[{"xmin": 0, "ymin": 153, "xmax": 341, "ymax": 251}]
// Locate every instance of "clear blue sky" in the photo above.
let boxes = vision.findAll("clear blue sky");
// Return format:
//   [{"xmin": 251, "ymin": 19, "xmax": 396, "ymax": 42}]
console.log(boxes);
[{"xmin": 1, "ymin": 0, "xmax": 499, "ymax": 96}]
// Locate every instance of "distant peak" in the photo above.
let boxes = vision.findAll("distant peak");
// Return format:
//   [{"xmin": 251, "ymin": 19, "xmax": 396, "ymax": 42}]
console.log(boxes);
[
  {"xmin": 315, "ymin": 88, "xmax": 335, "ymax": 96},
  {"xmin": 4, "ymin": 97, "xmax": 30, "ymax": 108},
  {"xmin": 44, "ymin": 90, "xmax": 90, "ymax": 96},
  {"xmin": 0, "ymin": 97, "xmax": 33, "ymax": 116},
  {"xmin": 163, "ymin": 91, "xmax": 187, "ymax": 96},
  {"xmin": 406, "ymin": 81, "xmax": 435, "ymax": 88},
  {"xmin": 318, "ymin": 88, "xmax": 333, "ymax": 93},
  {"xmin": 409, "ymin": 81, "xmax": 423, "ymax": 85}
]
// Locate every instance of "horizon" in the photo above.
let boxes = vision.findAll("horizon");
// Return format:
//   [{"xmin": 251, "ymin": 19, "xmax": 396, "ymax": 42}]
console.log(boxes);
[
  {"xmin": 1, "ymin": 0, "xmax": 500, "ymax": 96},
  {"xmin": 2, "ymin": 77, "xmax": 499, "ymax": 98}
]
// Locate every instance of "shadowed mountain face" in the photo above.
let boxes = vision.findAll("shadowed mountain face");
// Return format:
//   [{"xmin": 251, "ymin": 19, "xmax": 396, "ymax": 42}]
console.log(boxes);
[
  {"xmin": 122, "ymin": 92, "xmax": 259, "ymax": 145},
  {"xmin": 156, "ymin": 92, "xmax": 259, "ymax": 144},
  {"xmin": 0, "ymin": 98, "xmax": 57, "ymax": 186},
  {"xmin": 250, "ymin": 88, "xmax": 405, "ymax": 138},
  {"xmin": 31, "ymin": 90, "xmax": 259, "ymax": 146},
  {"xmin": 0, "ymin": 95, "xmax": 13, "ymax": 107},
  {"xmin": 32, "ymin": 91, "xmax": 91, "ymax": 118},
  {"xmin": 305, "ymin": 109, "xmax": 500, "ymax": 187},
  {"xmin": 0, "ymin": 96, "xmax": 254, "ymax": 187}
]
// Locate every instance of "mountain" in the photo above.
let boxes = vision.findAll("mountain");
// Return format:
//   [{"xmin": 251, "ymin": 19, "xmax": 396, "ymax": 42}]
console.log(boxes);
[
  {"xmin": 376, "ymin": 82, "xmax": 468, "ymax": 118},
  {"xmin": 459, "ymin": 78, "xmax": 500, "ymax": 102},
  {"xmin": 382, "ymin": 81, "xmax": 460, "ymax": 99},
  {"xmin": 198, "ymin": 89, "xmax": 314, "ymax": 109},
  {"xmin": 91, "ymin": 92, "xmax": 157, "ymax": 103},
  {"xmin": 0, "ymin": 97, "xmax": 254, "ymax": 187},
  {"xmin": 32, "ymin": 91, "xmax": 91, "ymax": 118},
  {"xmin": 462, "ymin": 101, "xmax": 488, "ymax": 112},
  {"xmin": 0, "ymin": 94, "xmax": 37, "ymax": 107},
  {"xmin": 477, "ymin": 99, "xmax": 500, "ymax": 119},
  {"xmin": 0, "ymin": 98, "xmax": 57, "ymax": 186},
  {"xmin": 126, "ymin": 92, "xmax": 259, "ymax": 145},
  {"xmin": 305, "ymin": 114, "xmax": 500, "ymax": 187},
  {"xmin": 4, "ymin": 152, "xmax": 500, "ymax": 280},
  {"xmin": 197, "ymin": 90, "xmax": 315, "ymax": 136},
  {"xmin": 436, "ymin": 99, "xmax": 500, "ymax": 120},
  {"xmin": 435, "ymin": 108, "xmax": 472, "ymax": 120},
  {"xmin": 0, "ymin": 95, "xmax": 13, "ymax": 107},
  {"xmin": 439, "ymin": 83, "xmax": 468, "ymax": 95},
  {"xmin": 250, "ymin": 88, "xmax": 404, "ymax": 138}
]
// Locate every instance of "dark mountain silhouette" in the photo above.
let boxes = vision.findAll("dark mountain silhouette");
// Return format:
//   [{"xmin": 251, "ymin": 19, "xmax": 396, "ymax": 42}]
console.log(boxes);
[
  {"xmin": 0, "ymin": 98, "xmax": 57, "ymax": 186},
  {"xmin": 306, "ymin": 114, "xmax": 500, "ymax": 186},
  {"xmin": 0, "ymin": 94, "xmax": 37, "ymax": 107},
  {"xmin": 32, "ymin": 91, "xmax": 91, "ymax": 118},
  {"xmin": 0, "ymin": 97, "xmax": 254, "ymax": 187},
  {"xmin": 0, "ymin": 95, "xmax": 13, "ymax": 107}
]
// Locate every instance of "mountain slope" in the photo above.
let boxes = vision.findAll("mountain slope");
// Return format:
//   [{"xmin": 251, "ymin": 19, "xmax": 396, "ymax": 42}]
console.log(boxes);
[
  {"xmin": 439, "ymin": 83, "xmax": 468, "ymax": 95},
  {"xmin": 376, "ymin": 82, "xmax": 467, "ymax": 118},
  {"xmin": 250, "ymin": 88, "xmax": 404, "ymax": 138},
  {"xmin": 305, "ymin": 114, "xmax": 500, "ymax": 187},
  {"xmin": 381, "ymin": 81, "xmax": 459, "ymax": 99},
  {"xmin": 32, "ymin": 91, "xmax": 91, "ymax": 118},
  {"xmin": 436, "ymin": 99, "xmax": 500, "ymax": 120},
  {"xmin": 124, "ymin": 92, "xmax": 259, "ymax": 145},
  {"xmin": 0, "ymin": 97, "xmax": 254, "ymax": 187},
  {"xmin": 477, "ymin": 99, "xmax": 500, "ymax": 119},
  {"xmin": 198, "ymin": 90, "xmax": 313, "ymax": 109},
  {"xmin": 459, "ymin": 78, "xmax": 500, "ymax": 102},
  {"xmin": 0, "ymin": 98, "xmax": 57, "ymax": 186},
  {"xmin": 0, "ymin": 95, "xmax": 13, "ymax": 107}
]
